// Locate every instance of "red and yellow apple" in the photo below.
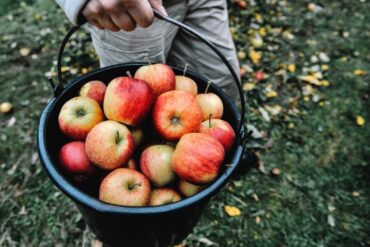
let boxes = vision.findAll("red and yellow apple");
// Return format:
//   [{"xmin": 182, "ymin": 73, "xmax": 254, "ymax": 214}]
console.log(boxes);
[
  {"xmin": 140, "ymin": 144, "xmax": 175, "ymax": 187},
  {"xmin": 178, "ymin": 180, "xmax": 204, "ymax": 197},
  {"xmin": 85, "ymin": 120, "xmax": 134, "ymax": 170},
  {"xmin": 59, "ymin": 141, "xmax": 95, "ymax": 182},
  {"xmin": 99, "ymin": 168, "xmax": 151, "ymax": 206},
  {"xmin": 134, "ymin": 64, "xmax": 175, "ymax": 97},
  {"xmin": 175, "ymin": 76, "xmax": 198, "ymax": 95},
  {"xmin": 172, "ymin": 133, "xmax": 225, "ymax": 184},
  {"xmin": 104, "ymin": 77, "xmax": 154, "ymax": 126},
  {"xmin": 195, "ymin": 93, "xmax": 224, "ymax": 121},
  {"xmin": 58, "ymin": 96, "xmax": 104, "ymax": 140},
  {"xmin": 79, "ymin": 80, "xmax": 107, "ymax": 104},
  {"xmin": 153, "ymin": 90, "xmax": 202, "ymax": 141},
  {"xmin": 199, "ymin": 119, "xmax": 235, "ymax": 152},
  {"xmin": 149, "ymin": 188, "xmax": 181, "ymax": 206},
  {"xmin": 129, "ymin": 126, "xmax": 144, "ymax": 147}
]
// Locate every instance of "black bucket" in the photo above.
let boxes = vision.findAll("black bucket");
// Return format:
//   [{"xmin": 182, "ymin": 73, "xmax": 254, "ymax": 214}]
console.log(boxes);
[{"xmin": 37, "ymin": 11, "xmax": 250, "ymax": 247}]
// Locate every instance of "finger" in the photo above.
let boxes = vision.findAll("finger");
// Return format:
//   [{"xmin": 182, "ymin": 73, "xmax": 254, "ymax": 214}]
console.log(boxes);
[
  {"xmin": 123, "ymin": 0, "xmax": 154, "ymax": 28},
  {"xmin": 111, "ymin": 12, "xmax": 137, "ymax": 32},
  {"xmin": 149, "ymin": 0, "xmax": 167, "ymax": 16},
  {"xmin": 88, "ymin": 18, "xmax": 105, "ymax": 29},
  {"xmin": 99, "ymin": 13, "xmax": 121, "ymax": 32}
]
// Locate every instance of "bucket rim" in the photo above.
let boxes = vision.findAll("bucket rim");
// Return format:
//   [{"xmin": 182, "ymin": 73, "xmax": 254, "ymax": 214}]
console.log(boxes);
[{"xmin": 37, "ymin": 62, "xmax": 244, "ymax": 214}]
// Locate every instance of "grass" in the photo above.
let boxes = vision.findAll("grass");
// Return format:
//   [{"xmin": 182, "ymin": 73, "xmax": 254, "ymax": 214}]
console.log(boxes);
[{"xmin": 0, "ymin": 0, "xmax": 369, "ymax": 246}]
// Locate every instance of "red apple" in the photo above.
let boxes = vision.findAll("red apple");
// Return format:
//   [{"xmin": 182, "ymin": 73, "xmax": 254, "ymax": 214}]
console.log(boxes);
[
  {"xmin": 79, "ymin": 80, "xmax": 107, "ymax": 104},
  {"xmin": 254, "ymin": 70, "xmax": 264, "ymax": 81},
  {"xmin": 177, "ymin": 180, "xmax": 204, "ymax": 197},
  {"xmin": 59, "ymin": 141, "xmax": 95, "ymax": 182},
  {"xmin": 195, "ymin": 93, "xmax": 224, "ymax": 121},
  {"xmin": 140, "ymin": 144, "xmax": 175, "ymax": 187},
  {"xmin": 175, "ymin": 76, "xmax": 198, "ymax": 95},
  {"xmin": 153, "ymin": 90, "xmax": 202, "ymax": 141},
  {"xmin": 85, "ymin": 120, "xmax": 134, "ymax": 170},
  {"xmin": 149, "ymin": 188, "xmax": 181, "ymax": 206},
  {"xmin": 104, "ymin": 77, "xmax": 154, "ymax": 126},
  {"xmin": 58, "ymin": 96, "xmax": 104, "ymax": 140},
  {"xmin": 99, "ymin": 168, "xmax": 151, "ymax": 206},
  {"xmin": 172, "ymin": 133, "xmax": 225, "ymax": 184},
  {"xmin": 134, "ymin": 64, "xmax": 175, "ymax": 97},
  {"xmin": 199, "ymin": 119, "xmax": 236, "ymax": 152}
]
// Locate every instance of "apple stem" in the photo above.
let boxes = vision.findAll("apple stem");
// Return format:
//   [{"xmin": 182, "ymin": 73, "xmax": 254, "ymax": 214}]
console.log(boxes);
[
  {"xmin": 183, "ymin": 63, "xmax": 188, "ymax": 76},
  {"xmin": 204, "ymin": 81, "xmax": 211, "ymax": 94},
  {"xmin": 145, "ymin": 57, "xmax": 152, "ymax": 65},
  {"xmin": 126, "ymin": 71, "xmax": 133, "ymax": 78},
  {"xmin": 208, "ymin": 114, "xmax": 212, "ymax": 128},
  {"xmin": 115, "ymin": 131, "xmax": 121, "ymax": 144},
  {"xmin": 128, "ymin": 183, "xmax": 141, "ymax": 190}
]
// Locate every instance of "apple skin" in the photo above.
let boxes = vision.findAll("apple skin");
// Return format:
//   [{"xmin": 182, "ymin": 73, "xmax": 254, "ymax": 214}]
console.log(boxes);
[
  {"xmin": 175, "ymin": 76, "xmax": 198, "ymax": 96},
  {"xmin": 85, "ymin": 120, "xmax": 135, "ymax": 170},
  {"xmin": 149, "ymin": 188, "xmax": 182, "ymax": 206},
  {"xmin": 140, "ymin": 144, "xmax": 176, "ymax": 187},
  {"xmin": 172, "ymin": 133, "xmax": 225, "ymax": 184},
  {"xmin": 178, "ymin": 180, "xmax": 205, "ymax": 197},
  {"xmin": 99, "ymin": 168, "xmax": 151, "ymax": 206},
  {"xmin": 199, "ymin": 119, "xmax": 236, "ymax": 152},
  {"xmin": 79, "ymin": 80, "xmax": 107, "ymax": 104},
  {"xmin": 59, "ymin": 141, "xmax": 95, "ymax": 182},
  {"xmin": 123, "ymin": 158, "xmax": 137, "ymax": 170},
  {"xmin": 58, "ymin": 96, "xmax": 104, "ymax": 141},
  {"xmin": 153, "ymin": 90, "xmax": 203, "ymax": 141},
  {"xmin": 134, "ymin": 64, "xmax": 176, "ymax": 97},
  {"xmin": 104, "ymin": 77, "xmax": 154, "ymax": 126},
  {"xmin": 195, "ymin": 93, "xmax": 224, "ymax": 121}
]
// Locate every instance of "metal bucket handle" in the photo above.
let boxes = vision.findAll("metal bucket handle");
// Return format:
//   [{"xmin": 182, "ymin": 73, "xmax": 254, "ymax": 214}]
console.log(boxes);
[{"xmin": 52, "ymin": 9, "xmax": 250, "ymax": 144}]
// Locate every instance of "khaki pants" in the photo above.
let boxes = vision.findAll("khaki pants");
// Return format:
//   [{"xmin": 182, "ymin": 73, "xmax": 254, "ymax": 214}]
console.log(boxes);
[{"xmin": 88, "ymin": 0, "xmax": 240, "ymax": 101}]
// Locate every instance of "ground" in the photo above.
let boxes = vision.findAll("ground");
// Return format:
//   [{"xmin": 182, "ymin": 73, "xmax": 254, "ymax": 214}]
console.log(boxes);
[{"xmin": 0, "ymin": 0, "xmax": 369, "ymax": 246}]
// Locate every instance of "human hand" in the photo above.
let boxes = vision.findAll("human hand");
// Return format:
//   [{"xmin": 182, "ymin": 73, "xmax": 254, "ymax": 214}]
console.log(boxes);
[{"xmin": 81, "ymin": 0, "xmax": 167, "ymax": 32}]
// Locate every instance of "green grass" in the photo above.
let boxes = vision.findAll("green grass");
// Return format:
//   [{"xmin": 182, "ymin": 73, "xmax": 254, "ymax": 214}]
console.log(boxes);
[{"xmin": 0, "ymin": 0, "xmax": 369, "ymax": 246}]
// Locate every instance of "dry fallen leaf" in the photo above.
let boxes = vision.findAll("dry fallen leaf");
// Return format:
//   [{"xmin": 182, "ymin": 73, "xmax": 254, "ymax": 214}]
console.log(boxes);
[
  {"xmin": 353, "ymin": 69, "xmax": 365, "ymax": 76},
  {"xmin": 271, "ymin": 168, "xmax": 281, "ymax": 176},
  {"xmin": 356, "ymin": 116, "xmax": 365, "ymax": 126},
  {"xmin": 19, "ymin": 47, "xmax": 31, "ymax": 56},
  {"xmin": 224, "ymin": 205, "xmax": 241, "ymax": 217},
  {"xmin": 288, "ymin": 64, "xmax": 296, "ymax": 73}
]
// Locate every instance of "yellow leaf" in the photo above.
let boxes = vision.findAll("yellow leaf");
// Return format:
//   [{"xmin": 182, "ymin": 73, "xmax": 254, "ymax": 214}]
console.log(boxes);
[
  {"xmin": 288, "ymin": 123, "xmax": 295, "ymax": 129},
  {"xmin": 353, "ymin": 69, "xmax": 365, "ymax": 76},
  {"xmin": 19, "ymin": 47, "xmax": 31, "ymax": 57},
  {"xmin": 255, "ymin": 13, "xmax": 263, "ymax": 23},
  {"xmin": 352, "ymin": 191, "xmax": 360, "ymax": 197},
  {"xmin": 299, "ymin": 75, "xmax": 321, "ymax": 86},
  {"xmin": 224, "ymin": 205, "xmax": 241, "ymax": 217},
  {"xmin": 249, "ymin": 48, "xmax": 262, "ymax": 64},
  {"xmin": 321, "ymin": 80, "xmax": 330, "ymax": 87},
  {"xmin": 265, "ymin": 105, "xmax": 282, "ymax": 115},
  {"xmin": 237, "ymin": 51, "xmax": 246, "ymax": 60},
  {"xmin": 307, "ymin": 3, "xmax": 316, "ymax": 11},
  {"xmin": 255, "ymin": 216, "xmax": 261, "ymax": 224},
  {"xmin": 61, "ymin": 66, "xmax": 70, "ymax": 73},
  {"xmin": 81, "ymin": 67, "xmax": 90, "ymax": 74},
  {"xmin": 304, "ymin": 96, "xmax": 310, "ymax": 102},
  {"xmin": 266, "ymin": 90, "xmax": 277, "ymax": 98},
  {"xmin": 356, "ymin": 116, "xmax": 365, "ymax": 126},
  {"xmin": 243, "ymin": 82, "xmax": 255, "ymax": 91},
  {"xmin": 288, "ymin": 64, "xmax": 296, "ymax": 73},
  {"xmin": 258, "ymin": 27, "xmax": 267, "ymax": 37},
  {"xmin": 321, "ymin": 64, "xmax": 330, "ymax": 71}
]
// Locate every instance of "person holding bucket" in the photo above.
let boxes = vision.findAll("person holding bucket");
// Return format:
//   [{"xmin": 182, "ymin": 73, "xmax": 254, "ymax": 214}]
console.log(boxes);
[{"xmin": 55, "ymin": 0, "xmax": 240, "ymax": 101}]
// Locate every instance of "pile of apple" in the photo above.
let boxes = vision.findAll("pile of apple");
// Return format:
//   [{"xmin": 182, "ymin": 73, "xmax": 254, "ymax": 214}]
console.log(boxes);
[{"xmin": 58, "ymin": 64, "xmax": 236, "ymax": 207}]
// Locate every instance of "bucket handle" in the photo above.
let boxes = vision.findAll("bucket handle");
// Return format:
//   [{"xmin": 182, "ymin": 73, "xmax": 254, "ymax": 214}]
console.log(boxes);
[{"xmin": 54, "ymin": 9, "xmax": 250, "ymax": 143}]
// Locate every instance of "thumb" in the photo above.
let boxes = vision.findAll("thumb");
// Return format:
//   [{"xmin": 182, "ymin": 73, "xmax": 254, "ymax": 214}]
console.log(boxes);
[{"xmin": 148, "ymin": 0, "xmax": 168, "ymax": 16}]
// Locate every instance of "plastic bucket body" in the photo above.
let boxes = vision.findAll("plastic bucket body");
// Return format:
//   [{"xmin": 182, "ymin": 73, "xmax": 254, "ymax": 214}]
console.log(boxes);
[{"xmin": 37, "ymin": 63, "xmax": 244, "ymax": 247}]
